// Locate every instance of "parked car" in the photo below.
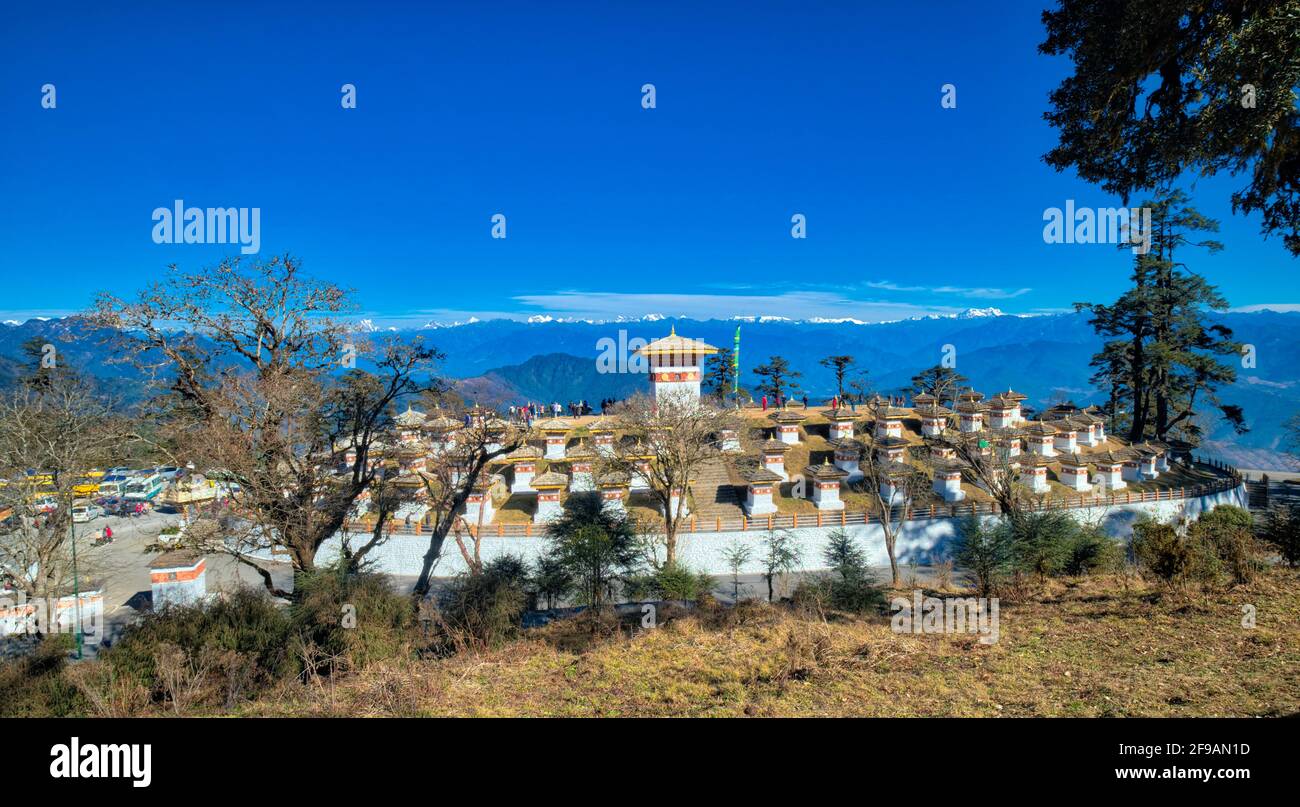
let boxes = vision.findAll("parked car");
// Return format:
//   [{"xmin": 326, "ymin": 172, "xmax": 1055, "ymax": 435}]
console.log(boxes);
[
  {"xmin": 97, "ymin": 497, "xmax": 129, "ymax": 516},
  {"xmin": 71, "ymin": 502, "xmax": 104, "ymax": 523}
]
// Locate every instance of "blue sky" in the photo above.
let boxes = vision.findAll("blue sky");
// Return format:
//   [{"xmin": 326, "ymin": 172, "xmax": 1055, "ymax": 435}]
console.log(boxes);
[{"xmin": 1, "ymin": 0, "xmax": 1294, "ymax": 326}]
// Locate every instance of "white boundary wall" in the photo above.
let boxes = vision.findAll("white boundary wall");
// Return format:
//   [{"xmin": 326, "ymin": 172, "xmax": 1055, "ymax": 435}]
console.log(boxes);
[{"xmin": 316, "ymin": 483, "xmax": 1248, "ymax": 578}]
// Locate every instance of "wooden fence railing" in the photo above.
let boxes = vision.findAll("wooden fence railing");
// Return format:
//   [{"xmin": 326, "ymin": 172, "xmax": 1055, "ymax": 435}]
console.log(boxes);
[{"xmin": 344, "ymin": 455, "xmax": 1242, "ymax": 539}]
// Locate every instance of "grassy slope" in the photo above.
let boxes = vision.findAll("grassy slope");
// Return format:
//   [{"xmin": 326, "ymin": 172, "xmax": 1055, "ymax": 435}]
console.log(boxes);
[{"xmin": 243, "ymin": 569, "xmax": 1300, "ymax": 717}]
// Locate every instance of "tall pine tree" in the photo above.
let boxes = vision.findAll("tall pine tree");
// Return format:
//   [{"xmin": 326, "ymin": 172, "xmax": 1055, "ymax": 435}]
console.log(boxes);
[{"xmin": 1077, "ymin": 190, "xmax": 1244, "ymax": 443}]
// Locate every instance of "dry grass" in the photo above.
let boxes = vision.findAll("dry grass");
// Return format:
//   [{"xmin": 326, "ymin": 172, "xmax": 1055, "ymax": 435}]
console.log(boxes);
[{"xmin": 238, "ymin": 569, "xmax": 1300, "ymax": 717}]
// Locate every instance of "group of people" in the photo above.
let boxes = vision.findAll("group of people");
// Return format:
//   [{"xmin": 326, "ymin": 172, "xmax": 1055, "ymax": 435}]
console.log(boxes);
[
  {"xmin": 508, "ymin": 399, "xmax": 604, "ymax": 424},
  {"xmin": 759, "ymin": 393, "xmax": 812, "ymax": 411}
]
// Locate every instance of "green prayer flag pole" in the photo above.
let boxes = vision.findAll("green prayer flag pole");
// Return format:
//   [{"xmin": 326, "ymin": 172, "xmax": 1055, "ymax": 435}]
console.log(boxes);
[{"xmin": 733, "ymin": 326, "xmax": 740, "ymax": 394}]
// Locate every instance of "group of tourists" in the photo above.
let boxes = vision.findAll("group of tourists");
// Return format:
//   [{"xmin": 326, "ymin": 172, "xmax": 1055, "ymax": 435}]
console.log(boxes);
[{"xmin": 508, "ymin": 399, "xmax": 605, "ymax": 424}]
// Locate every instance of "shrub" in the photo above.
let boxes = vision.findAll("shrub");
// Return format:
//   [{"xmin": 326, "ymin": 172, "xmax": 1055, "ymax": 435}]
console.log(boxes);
[
  {"xmin": 1260, "ymin": 505, "xmax": 1300, "ymax": 567},
  {"xmin": 290, "ymin": 565, "xmax": 416, "ymax": 672},
  {"xmin": 542, "ymin": 495, "xmax": 640, "ymax": 607},
  {"xmin": 106, "ymin": 587, "xmax": 292, "ymax": 706},
  {"xmin": 793, "ymin": 574, "xmax": 886, "ymax": 615},
  {"xmin": 0, "ymin": 635, "xmax": 90, "ymax": 717},
  {"xmin": 1197, "ymin": 505, "xmax": 1253, "ymax": 533},
  {"xmin": 621, "ymin": 562, "xmax": 713, "ymax": 602},
  {"xmin": 531, "ymin": 554, "xmax": 573, "ymax": 610},
  {"xmin": 1061, "ymin": 528, "xmax": 1125, "ymax": 576},
  {"xmin": 794, "ymin": 529, "xmax": 884, "ymax": 613},
  {"xmin": 1188, "ymin": 507, "xmax": 1260, "ymax": 586},
  {"xmin": 823, "ymin": 529, "xmax": 867, "ymax": 580},
  {"xmin": 1008, "ymin": 510, "xmax": 1076, "ymax": 580},
  {"xmin": 431, "ymin": 555, "xmax": 531, "ymax": 652},
  {"xmin": 1131, "ymin": 520, "xmax": 1221, "ymax": 586},
  {"xmin": 954, "ymin": 516, "xmax": 1012, "ymax": 597}
]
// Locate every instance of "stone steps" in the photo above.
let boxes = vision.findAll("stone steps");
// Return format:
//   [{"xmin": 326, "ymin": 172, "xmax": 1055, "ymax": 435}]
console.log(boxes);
[{"xmin": 692, "ymin": 457, "xmax": 745, "ymax": 518}]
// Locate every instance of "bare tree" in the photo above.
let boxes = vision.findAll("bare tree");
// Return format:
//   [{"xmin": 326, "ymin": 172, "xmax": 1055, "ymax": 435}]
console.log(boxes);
[
  {"xmin": 89, "ymin": 256, "xmax": 437, "ymax": 597},
  {"xmin": 410, "ymin": 412, "xmax": 524, "ymax": 598},
  {"xmin": 936, "ymin": 424, "xmax": 1032, "ymax": 527},
  {"xmin": 853, "ymin": 443, "xmax": 928, "ymax": 587},
  {"xmin": 602, "ymin": 394, "xmax": 739, "ymax": 568},
  {"xmin": 0, "ymin": 375, "xmax": 133, "ymax": 603}
]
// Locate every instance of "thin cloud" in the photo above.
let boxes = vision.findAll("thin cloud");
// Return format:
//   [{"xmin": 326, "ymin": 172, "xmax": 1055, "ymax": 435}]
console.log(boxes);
[
  {"xmin": 866, "ymin": 280, "xmax": 1032, "ymax": 299},
  {"xmin": 508, "ymin": 290, "xmax": 969, "ymax": 322}
]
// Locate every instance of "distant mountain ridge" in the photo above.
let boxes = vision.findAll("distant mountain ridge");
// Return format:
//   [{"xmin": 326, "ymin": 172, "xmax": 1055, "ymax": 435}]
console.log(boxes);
[{"xmin": 5, "ymin": 309, "xmax": 1300, "ymax": 464}]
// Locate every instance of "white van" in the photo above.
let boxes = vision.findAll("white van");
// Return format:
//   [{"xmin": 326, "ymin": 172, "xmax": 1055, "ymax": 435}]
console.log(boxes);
[{"xmin": 71, "ymin": 502, "xmax": 103, "ymax": 523}]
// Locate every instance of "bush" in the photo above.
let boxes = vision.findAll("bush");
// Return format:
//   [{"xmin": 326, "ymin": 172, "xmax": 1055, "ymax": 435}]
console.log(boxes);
[
  {"xmin": 954, "ymin": 516, "xmax": 1013, "ymax": 597},
  {"xmin": 793, "ymin": 574, "xmax": 886, "ymax": 615},
  {"xmin": 542, "ymin": 495, "xmax": 641, "ymax": 607},
  {"xmin": 290, "ymin": 565, "xmax": 416, "ymax": 672},
  {"xmin": 1197, "ymin": 505, "xmax": 1253, "ymax": 533},
  {"xmin": 1188, "ymin": 507, "xmax": 1260, "ymax": 585},
  {"xmin": 0, "ymin": 635, "xmax": 90, "ymax": 717},
  {"xmin": 791, "ymin": 529, "xmax": 885, "ymax": 614},
  {"xmin": 430, "ymin": 555, "xmax": 531, "ymax": 652},
  {"xmin": 1131, "ymin": 520, "xmax": 1221, "ymax": 587},
  {"xmin": 624, "ymin": 562, "xmax": 715, "ymax": 602},
  {"xmin": 1008, "ymin": 510, "xmax": 1076, "ymax": 579},
  {"xmin": 1261, "ymin": 505, "xmax": 1300, "ymax": 567},
  {"xmin": 1061, "ymin": 528, "xmax": 1125, "ymax": 576},
  {"xmin": 103, "ymin": 587, "xmax": 292, "ymax": 710},
  {"xmin": 531, "ymin": 554, "xmax": 574, "ymax": 610}
]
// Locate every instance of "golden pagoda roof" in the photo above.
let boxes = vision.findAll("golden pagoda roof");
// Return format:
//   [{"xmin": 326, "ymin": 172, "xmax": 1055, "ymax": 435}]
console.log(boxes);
[
  {"xmin": 394, "ymin": 404, "xmax": 426, "ymax": 427},
  {"xmin": 505, "ymin": 444, "xmax": 543, "ymax": 461},
  {"xmin": 597, "ymin": 471, "xmax": 631, "ymax": 487},
  {"xmin": 917, "ymin": 404, "xmax": 953, "ymax": 417},
  {"xmin": 565, "ymin": 440, "xmax": 597, "ymax": 460},
  {"xmin": 803, "ymin": 458, "xmax": 849, "ymax": 480},
  {"xmin": 1091, "ymin": 450, "xmax": 1129, "ymax": 465},
  {"xmin": 823, "ymin": 407, "xmax": 860, "ymax": 421},
  {"xmin": 769, "ymin": 408, "xmax": 808, "ymax": 423},
  {"xmin": 422, "ymin": 414, "xmax": 461, "ymax": 432},
  {"xmin": 633, "ymin": 326, "xmax": 719, "ymax": 357},
  {"xmin": 741, "ymin": 465, "xmax": 784, "ymax": 484},
  {"xmin": 531, "ymin": 471, "xmax": 569, "ymax": 489}
]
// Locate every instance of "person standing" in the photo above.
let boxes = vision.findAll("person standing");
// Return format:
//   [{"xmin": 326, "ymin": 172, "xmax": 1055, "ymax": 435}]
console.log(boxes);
[{"xmin": 761, "ymin": 394, "xmax": 768, "ymax": 411}]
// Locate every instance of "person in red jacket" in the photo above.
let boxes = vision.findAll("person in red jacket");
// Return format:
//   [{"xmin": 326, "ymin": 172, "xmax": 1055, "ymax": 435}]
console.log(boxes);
[{"xmin": 761, "ymin": 395, "xmax": 768, "ymax": 411}]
